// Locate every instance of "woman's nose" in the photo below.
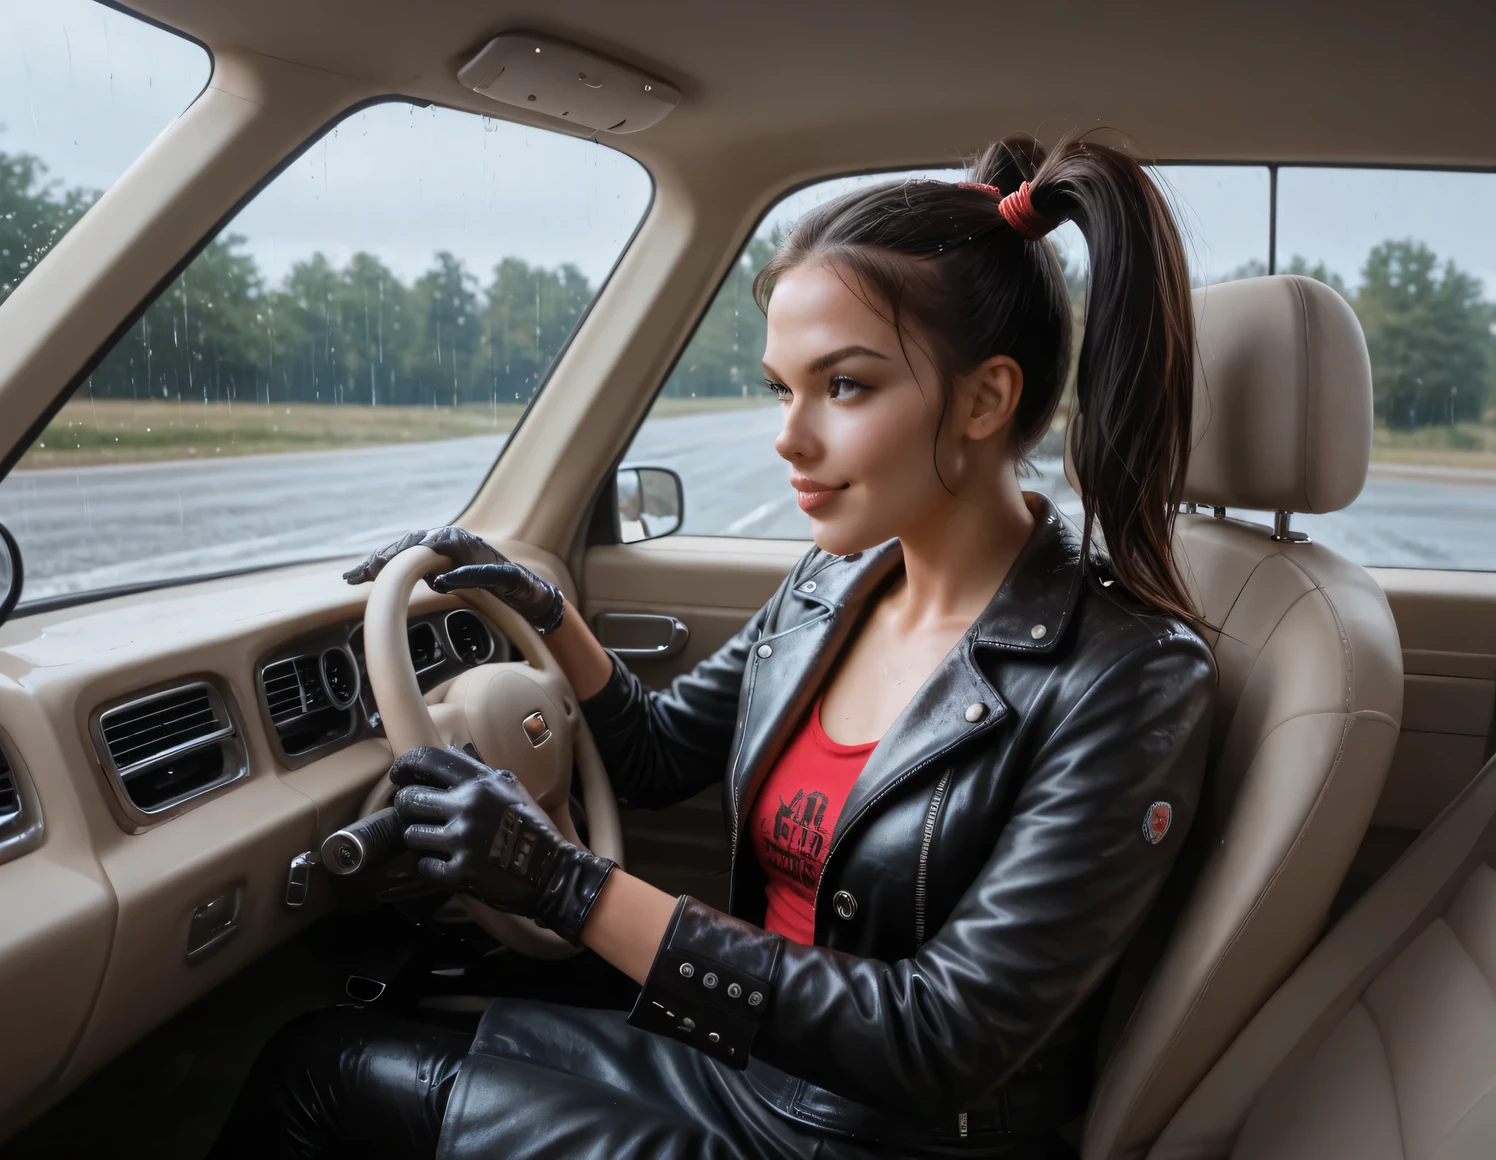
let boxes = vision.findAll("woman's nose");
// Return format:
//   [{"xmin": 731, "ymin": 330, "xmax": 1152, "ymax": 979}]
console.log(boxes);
[{"xmin": 774, "ymin": 396, "xmax": 819, "ymax": 463}]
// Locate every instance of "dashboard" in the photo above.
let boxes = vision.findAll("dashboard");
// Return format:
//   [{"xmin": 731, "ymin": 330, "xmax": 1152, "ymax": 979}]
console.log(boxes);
[
  {"xmin": 257, "ymin": 606, "xmax": 509, "ymax": 768},
  {"xmin": 0, "ymin": 545, "xmax": 565, "ymax": 1142},
  {"xmin": 79, "ymin": 604, "xmax": 512, "ymax": 831}
]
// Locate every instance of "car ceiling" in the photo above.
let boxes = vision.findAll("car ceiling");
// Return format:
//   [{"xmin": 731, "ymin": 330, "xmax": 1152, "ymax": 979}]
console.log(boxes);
[{"xmin": 124, "ymin": 0, "xmax": 1496, "ymax": 176}]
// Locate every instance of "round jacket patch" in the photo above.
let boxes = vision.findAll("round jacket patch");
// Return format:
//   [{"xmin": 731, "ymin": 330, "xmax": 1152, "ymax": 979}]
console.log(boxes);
[{"xmin": 1143, "ymin": 801, "xmax": 1173, "ymax": 845}]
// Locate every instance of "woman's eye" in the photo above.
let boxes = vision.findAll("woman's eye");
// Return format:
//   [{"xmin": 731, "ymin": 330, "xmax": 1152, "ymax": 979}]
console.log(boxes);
[
  {"xmin": 764, "ymin": 379, "xmax": 791, "ymax": 401},
  {"xmin": 828, "ymin": 375, "xmax": 868, "ymax": 400}
]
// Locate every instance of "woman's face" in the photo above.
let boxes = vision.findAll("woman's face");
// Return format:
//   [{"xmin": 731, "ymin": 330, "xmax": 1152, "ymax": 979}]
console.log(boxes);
[{"xmin": 763, "ymin": 260, "xmax": 1012, "ymax": 556}]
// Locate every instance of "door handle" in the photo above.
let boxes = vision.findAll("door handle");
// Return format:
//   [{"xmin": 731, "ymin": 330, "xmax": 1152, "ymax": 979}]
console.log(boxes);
[{"xmin": 593, "ymin": 613, "xmax": 690, "ymax": 660}]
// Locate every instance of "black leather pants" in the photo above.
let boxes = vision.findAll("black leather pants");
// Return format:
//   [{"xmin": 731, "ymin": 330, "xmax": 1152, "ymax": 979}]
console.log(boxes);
[
  {"xmin": 208, "ymin": 1007, "xmax": 467, "ymax": 1160},
  {"xmin": 211, "ymin": 1002, "xmax": 1056, "ymax": 1159}
]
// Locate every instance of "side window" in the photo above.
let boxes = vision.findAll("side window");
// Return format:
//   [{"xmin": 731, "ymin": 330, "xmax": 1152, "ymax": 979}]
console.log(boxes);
[
  {"xmin": 0, "ymin": 102, "xmax": 651, "ymax": 603},
  {"xmin": 1156, "ymin": 165, "xmax": 1272, "ymax": 287},
  {"xmin": 621, "ymin": 164, "xmax": 1269, "ymax": 540},
  {"xmin": 1275, "ymin": 168, "xmax": 1496, "ymax": 570},
  {"xmin": 0, "ymin": 0, "xmax": 209, "ymax": 306}
]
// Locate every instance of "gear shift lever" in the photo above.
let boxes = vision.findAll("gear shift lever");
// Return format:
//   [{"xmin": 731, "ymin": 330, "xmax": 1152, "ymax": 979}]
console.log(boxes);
[
  {"xmin": 321, "ymin": 807, "xmax": 405, "ymax": 875},
  {"xmin": 285, "ymin": 807, "xmax": 406, "ymax": 907}
]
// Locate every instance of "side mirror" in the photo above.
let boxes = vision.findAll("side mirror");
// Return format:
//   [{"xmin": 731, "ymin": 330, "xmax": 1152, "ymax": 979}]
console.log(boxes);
[
  {"xmin": 0, "ymin": 523, "xmax": 21, "ymax": 628},
  {"xmin": 616, "ymin": 466, "xmax": 683, "ymax": 544}
]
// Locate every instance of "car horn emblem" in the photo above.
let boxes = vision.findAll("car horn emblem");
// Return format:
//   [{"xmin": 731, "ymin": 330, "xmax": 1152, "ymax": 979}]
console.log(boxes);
[
  {"xmin": 1143, "ymin": 801, "xmax": 1173, "ymax": 845},
  {"xmin": 522, "ymin": 711, "xmax": 551, "ymax": 747}
]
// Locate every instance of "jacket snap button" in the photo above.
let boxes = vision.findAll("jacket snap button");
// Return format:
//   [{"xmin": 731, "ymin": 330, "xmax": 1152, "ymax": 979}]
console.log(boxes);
[
  {"xmin": 702, "ymin": 972, "xmax": 718, "ymax": 988},
  {"xmin": 833, "ymin": 890, "xmax": 858, "ymax": 920},
  {"xmin": 708, "ymin": 1032, "xmax": 721, "ymax": 1043},
  {"xmin": 1030, "ymin": 624, "xmax": 1047, "ymax": 640},
  {"xmin": 679, "ymin": 962, "xmax": 695, "ymax": 978},
  {"xmin": 757, "ymin": 644, "xmax": 773, "ymax": 659},
  {"xmin": 747, "ymin": 990, "xmax": 764, "ymax": 1006},
  {"xmin": 800, "ymin": 580, "xmax": 817, "ymax": 593},
  {"xmin": 964, "ymin": 702, "xmax": 987, "ymax": 723},
  {"xmin": 727, "ymin": 982, "xmax": 742, "ymax": 998},
  {"xmin": 681, "ymin": 1016, "xmax": 695, "ymax": 1031}
]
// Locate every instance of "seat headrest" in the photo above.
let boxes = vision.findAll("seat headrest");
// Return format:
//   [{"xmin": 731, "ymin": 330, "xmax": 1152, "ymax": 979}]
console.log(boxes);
[{"xmin": 1063, "ymin": 275, "xmax": 1372, "ymax": 514}]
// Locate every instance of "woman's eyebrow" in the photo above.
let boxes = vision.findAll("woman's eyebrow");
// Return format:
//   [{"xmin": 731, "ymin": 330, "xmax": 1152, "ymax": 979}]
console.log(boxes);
[{"xmin": 807, "ymin": 345, "xmax": 891, "ymax": 374}]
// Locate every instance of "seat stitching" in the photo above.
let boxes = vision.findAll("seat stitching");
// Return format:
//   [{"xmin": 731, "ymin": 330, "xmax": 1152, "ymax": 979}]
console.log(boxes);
[
  {"xmin": 1430, "ymin": 1071, "xmax": 1496, "ymax": 1158},
  {"xmin": 1359, "ymin": 997, "xmax": 1412, "ymax": 1159},
  {"xmin": 1091, "ymin": 709, "xmax": 1361, "ymax": 1155},
  {"xmin": 1212, "ymin": 578, "xmax": 1338, "ymax": 752},
  {"xmin": 1446, "ymin": 879, "xmax": 1496, "ymax": 997},
  {"xmin": 1368, "ymin": 924, "xmax": 1496, "ymax": 1159},
  {"xmin": 1431, "ymin": 915, "xmax": 1496, "ymax": 1153},
  {"xmin": 1272, "ymin": 549, "xmax": 1354, "ymax": 717}
]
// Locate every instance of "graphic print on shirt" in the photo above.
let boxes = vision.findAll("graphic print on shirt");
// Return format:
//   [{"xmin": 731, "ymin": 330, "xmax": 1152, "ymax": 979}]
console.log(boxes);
[
  {"xmin": 749, "ymin": 698, "xmax": 876, "ymax": 943},
  {"xmin": 764, "ymin": 788, "xmax": 832, "ymax": 887}
]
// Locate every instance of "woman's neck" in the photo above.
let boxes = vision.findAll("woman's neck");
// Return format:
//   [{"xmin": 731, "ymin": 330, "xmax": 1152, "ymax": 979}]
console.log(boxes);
[{"xmin": 886, "ymin": 477, "xmax": 1037, "ymax": 632}]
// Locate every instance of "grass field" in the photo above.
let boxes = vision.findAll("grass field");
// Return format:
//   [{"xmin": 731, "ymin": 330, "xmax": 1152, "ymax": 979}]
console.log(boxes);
[
  {"xmin": 1371, "ymin": 420, "xmax": 1496, "ymax": 470},
  {"xmin": 15, "ymin": 395, "xmax": 779, "ymax": 469},
  {"xmin": 14, "ymin": 396, "xmax": 1496, "ymax": 474}
]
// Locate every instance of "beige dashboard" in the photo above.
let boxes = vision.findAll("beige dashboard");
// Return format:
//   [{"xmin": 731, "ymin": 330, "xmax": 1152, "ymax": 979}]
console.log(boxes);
[{"xmin": 0, "ymin": 545, "xmax": 571, "ymax": 1137}]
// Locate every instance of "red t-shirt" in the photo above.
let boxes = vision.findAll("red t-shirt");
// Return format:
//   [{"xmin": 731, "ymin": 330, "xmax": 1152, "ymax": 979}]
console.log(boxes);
[{"xmin": 748, "ymin": 698, "xmax": 877, "ymax": 944}]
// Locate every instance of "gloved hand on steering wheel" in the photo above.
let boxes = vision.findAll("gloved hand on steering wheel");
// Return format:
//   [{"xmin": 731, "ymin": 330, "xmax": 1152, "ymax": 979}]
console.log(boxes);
[
  {"xmin": 389, "ymin": 745, "xmax": 617, "ymax": 946},
  {"xmin": 342, "ymin": 526, "xmax": 566, "ymax": 635}
]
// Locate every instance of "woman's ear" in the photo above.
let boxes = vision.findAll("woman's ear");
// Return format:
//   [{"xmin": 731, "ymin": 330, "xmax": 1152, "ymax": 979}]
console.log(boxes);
[{"xmin": 953, "ymin": 355, "xmax": 1024, "ymax": 441}]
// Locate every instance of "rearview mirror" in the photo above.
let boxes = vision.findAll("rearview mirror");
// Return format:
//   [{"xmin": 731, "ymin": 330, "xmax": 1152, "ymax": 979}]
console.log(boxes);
[
  {"xmin": 616, "ymin": 466, "xmax": 683, "ymax": 544},
  {"xmin": 0, "ymin": 523, "xmax": 21, "ymax": 628}
]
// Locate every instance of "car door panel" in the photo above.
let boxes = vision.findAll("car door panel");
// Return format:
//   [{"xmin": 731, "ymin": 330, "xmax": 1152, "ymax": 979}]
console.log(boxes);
[{"xmin": 582, "ymin": 535, "xmax": 804, "ymax": 905}]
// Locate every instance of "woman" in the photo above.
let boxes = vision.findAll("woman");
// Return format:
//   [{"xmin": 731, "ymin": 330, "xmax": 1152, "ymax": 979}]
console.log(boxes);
[{"xmin": 212, "ymin": 135, "xmax": 1215, "ymax": 1159}]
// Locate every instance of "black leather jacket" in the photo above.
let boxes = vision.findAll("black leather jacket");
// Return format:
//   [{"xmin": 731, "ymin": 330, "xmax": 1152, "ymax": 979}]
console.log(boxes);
[{"xmin": 579, "ymin": 495, "xmax": 1215, "ymax": 1144}]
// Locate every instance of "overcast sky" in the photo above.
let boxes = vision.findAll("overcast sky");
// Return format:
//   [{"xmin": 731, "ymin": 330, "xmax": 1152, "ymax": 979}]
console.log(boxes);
[{"xmin": 6, "ymin": 0, "xmax": 1496, "ymax": 297}]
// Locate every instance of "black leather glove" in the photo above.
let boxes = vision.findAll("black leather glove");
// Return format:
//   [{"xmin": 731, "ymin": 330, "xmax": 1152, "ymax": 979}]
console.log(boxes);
[
  {"xmin": 342, "ymin": 526, "xmax": 566, "ymax": 635},
  {"xmin": 389, "ymin": 746, "xmax": 616, "ymax": 946}
]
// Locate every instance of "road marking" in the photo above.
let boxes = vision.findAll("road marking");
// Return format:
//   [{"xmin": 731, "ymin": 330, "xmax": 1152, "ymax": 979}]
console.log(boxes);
[{"xmin": 722, "ymin": 496, "xmax": 794, "ymax": 535}]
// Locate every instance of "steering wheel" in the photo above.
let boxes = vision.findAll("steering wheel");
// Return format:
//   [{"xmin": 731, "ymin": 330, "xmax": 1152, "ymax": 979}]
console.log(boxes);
[{"xmin": 356, "ymin": 545, "xmax": 624, "ymax": 959}]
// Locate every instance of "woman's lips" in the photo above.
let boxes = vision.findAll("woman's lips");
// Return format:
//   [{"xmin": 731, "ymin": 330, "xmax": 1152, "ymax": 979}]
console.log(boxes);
[{"xmin": 792, "ymin": 476, "xmax": 847, "ymax": 513}]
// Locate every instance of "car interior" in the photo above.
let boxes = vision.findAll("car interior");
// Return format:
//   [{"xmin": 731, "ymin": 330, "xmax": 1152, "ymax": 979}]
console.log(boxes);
[{"xmin": 0, "ymin": 3, "xmax": 1493, "ymax": 1158}]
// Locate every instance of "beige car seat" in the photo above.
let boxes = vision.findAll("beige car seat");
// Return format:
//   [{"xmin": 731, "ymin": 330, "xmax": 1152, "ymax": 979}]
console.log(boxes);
[
  {"xmin": 1151, "ymin": 751, "xmax": 1496, "ymax": 1160},
  {"xmin": 1077, "ymin": 276, "xmax": 1406, "ymax": 1159}
]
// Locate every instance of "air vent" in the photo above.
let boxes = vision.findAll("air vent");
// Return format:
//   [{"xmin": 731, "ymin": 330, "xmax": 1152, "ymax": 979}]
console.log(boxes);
[
  {"xmin": 445, "ymin": 610, "xmax": 495, "ymax": 666},
  {"xmin": 262, "ymin": 655, "xmax": 332, "ymax": 724},
  {"xmin": 260, "ymin": 654, "xmax": 354, "ymax": 757},
  {"xmin": 320, "ymin": 646, "xmax": 360, "ymax": 709},
  {"xmin": 408, "ymin": 622, "xmax": 446, "ymax": 673},
  {"xmin": 0, "ymin": 748, "xmax": 19, "ymax": 829},
  {"xmin": 101, "ymin": 685, "xmax": 230, "ymax": 774},
  {"xmin": 95, "ymin": 683, "xmax": 244, "ymax": 815}
]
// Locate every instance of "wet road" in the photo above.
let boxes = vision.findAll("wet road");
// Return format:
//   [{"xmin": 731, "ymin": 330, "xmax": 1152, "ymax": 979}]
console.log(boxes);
[{"xmin": 1, "ymin": 407, "xmax": 1493, "ymax": 602}]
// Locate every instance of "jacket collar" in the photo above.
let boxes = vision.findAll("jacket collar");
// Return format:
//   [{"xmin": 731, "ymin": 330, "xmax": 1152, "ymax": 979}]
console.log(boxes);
[
  {"xmin": 730, "ymin": 493, "xmax": 1091, "ymax": 847},
  {"xmin": 797, "ymin": 492, "xmax": 1088, "ymax": 657}
]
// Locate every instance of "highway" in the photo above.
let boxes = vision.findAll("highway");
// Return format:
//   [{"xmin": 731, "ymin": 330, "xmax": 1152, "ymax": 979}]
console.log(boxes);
[{"xmin": 1, "ymin": 407, "xmax": 1493, "ymax": 603}]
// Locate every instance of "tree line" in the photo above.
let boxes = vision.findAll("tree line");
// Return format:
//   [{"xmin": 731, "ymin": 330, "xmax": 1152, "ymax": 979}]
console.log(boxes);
[
  {"xmin": 1223, "ymin": 247, "xmax": 1495, "ymax": 428},
  {"xmin": 1, "ymin": 147, "xmax": 604, "ymax": 411},
  {"xmin": 3, "ymin": 146, "xmax": 1493, "ymax": 426}
]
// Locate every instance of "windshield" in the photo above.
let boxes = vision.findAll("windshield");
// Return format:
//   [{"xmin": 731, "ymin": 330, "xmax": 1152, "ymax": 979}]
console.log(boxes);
[
  {"xmin": 0, "ymin": 95, "xmax": 652, "ymax": 605},
  {"xmin": 0, "ymin": 0, "xmax": 209, "ymax": 307}
]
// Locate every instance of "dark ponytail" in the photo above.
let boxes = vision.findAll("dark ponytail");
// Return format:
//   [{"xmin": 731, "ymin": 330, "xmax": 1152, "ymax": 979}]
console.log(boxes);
[
  {"xmin": 1023, "ymin": 140, "xmax": 1197, "ymax": 626},
  {"xmin": 755, "ymin": 134, "xmax": 1199, "ymax": 627}
]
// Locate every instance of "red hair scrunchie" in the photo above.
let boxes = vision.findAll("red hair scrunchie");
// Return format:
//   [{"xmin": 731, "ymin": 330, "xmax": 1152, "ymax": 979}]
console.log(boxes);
[{"xmin": 957, "ymin": 179, "xmax": 1058, "ymax": 241}]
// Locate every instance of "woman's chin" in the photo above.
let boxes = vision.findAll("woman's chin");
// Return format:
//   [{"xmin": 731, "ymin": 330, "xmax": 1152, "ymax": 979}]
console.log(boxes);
[{"xmin": 809, "ymin": 519, "xmax": 882, "ymax": 559}]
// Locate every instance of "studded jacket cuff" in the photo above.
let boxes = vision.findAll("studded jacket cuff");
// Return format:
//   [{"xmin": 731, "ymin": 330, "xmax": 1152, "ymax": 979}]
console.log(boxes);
[{"xmin": 626, "ymin": 895, "xmax": 784, "ymax": 1069}]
